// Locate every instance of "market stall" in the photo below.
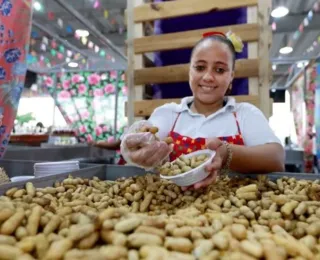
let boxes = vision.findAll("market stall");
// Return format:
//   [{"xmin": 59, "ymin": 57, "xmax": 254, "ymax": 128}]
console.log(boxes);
[{"xmin": 0, "ymin": 0, "xmax": 319, "ymax": 257}]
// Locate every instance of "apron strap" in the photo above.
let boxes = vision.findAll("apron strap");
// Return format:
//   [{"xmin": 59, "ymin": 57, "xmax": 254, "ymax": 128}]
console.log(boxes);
[
  {"xmin": 171, "ymin": 112, "xmax": 181, "ymax": 132},
  {"xmin": 233, "ymin": 112, "xmax": 242, "ymax": 135}
]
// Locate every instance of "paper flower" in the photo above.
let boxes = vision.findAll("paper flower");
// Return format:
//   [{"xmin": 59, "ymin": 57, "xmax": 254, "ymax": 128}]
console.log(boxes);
[{"xmin": 226, "ymin": 31, "xmax": 244, "ymax": 53}]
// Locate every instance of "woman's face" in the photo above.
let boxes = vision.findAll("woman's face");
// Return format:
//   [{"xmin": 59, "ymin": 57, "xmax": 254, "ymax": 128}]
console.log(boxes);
[{"xmin": 189, "ymin": 40, "xmax": 234, "ymax": 105}]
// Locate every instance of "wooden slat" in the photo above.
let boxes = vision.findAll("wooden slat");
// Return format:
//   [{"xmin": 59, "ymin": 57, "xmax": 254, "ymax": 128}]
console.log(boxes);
[
  {"xmin": 132, "ymin": 0, "xmax": 258, "ymax": 23},
  {"xmin": 247, "ymin": 6, "xmax": 259, "ymax": 97},
  {"xmin": 133, "ymin": 59, "xmax": 260, "ymax": 85},
  {"xmin": 258, "ymin": 0, "xmax": 272, "ymax": 118},
  {"xmin": 134, "ymin": 24, "xmax": 259, "ymax": 54},
  {"xmin": 127, "ymin": 96, "xmax": 260, "ymax": 117},
  {"xmin": 126, "ymin": 0, "xmax": 135, "ymax": 126}
]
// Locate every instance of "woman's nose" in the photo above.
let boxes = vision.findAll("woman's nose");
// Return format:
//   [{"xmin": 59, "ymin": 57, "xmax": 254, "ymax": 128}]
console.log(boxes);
[{"xmin": 203, "ymin": 71, "xmax": 215, "ymax": 82}]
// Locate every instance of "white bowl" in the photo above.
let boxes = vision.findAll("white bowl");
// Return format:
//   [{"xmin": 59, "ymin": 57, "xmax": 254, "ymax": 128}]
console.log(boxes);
[
  {"xmin": 11, "ymin": 176, "xmax": 35, "ymax": 182},
  {"xmin": 160, "ymin": 149, "xmax": 216, "ymax": 186}
]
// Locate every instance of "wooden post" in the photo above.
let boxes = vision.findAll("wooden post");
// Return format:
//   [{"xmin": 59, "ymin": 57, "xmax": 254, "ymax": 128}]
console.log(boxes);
[
  {"xmin": 248, "ymin": 0, "xmax": 272, "ymax": 118},
  {"xmin": 126, "ymin": 0, "xmax": 135, "ymax": 126},
  {"xmin": 134, "ymin": 0, "xmax": 144, "ymax": 122},
  {"xmin": 247, "ymin": 6, "xmax": 259, "ymax": 97},
  {"xmin": 258, "ymin": 0, "xmax": 272, "ymax": 118}
]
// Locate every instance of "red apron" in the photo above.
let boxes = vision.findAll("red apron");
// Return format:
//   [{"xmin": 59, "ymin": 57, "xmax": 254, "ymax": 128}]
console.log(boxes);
[{"xmin": 168, "ymin": 111, "xmax": 245, "ymax": 161}]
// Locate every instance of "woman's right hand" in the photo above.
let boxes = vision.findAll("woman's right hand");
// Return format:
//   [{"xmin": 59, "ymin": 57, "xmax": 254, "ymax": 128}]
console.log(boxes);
[{"xmin": 121, "ymin": 132, "xmax": 172, "ymax": 168}]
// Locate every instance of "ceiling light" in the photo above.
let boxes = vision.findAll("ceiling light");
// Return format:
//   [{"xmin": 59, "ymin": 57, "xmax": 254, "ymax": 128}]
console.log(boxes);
[
  {"xmin": 33, "ymin": 1, "xmax": 42, "ymax": 11},
  {"xmin": 297, "ymin": 61, "xmax": 308, "ymax": 68},
  {"xmin": 272, "ymin": 64, "xmax": 277, "ymax": 70},
  {"xmin": 279, "ymin": 46, "xmax": 293, "ymax": 54},
  {"xmin": 75, "ymin": 29, "xmax": 89, "ymax": 38},
  {"xmin": 68, "ymin": 62, "xmax": 78, "ymax": 68},
  {"xmin": 271, "ymin": 6, "xmax": 289, "ymax": 18}
]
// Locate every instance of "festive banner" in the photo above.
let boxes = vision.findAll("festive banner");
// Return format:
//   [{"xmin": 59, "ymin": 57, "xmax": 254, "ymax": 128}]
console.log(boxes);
[
  {"xmin": 291, "ymin": 76, "xmax": 305, "ymax": 148},
  {"xmin": 316, "ymin": 64, "xmax": 320, "ymax": 166},
  {"xmin": 0, "ymin": 0, "xmax": 33, "ymax": 157},
  {"xmin": 39, "ymin": 70, "xmax": 128, "ymax": 143},
  {"xmin": 304, "ymin": 66, "xmax": 316, "ymax": 173}
]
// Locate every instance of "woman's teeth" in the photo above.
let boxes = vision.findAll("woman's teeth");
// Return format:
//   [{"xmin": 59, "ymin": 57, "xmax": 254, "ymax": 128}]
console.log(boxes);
[{"xmin": 200, "ymin": 85, "xmax": 216, "ymax": 91}]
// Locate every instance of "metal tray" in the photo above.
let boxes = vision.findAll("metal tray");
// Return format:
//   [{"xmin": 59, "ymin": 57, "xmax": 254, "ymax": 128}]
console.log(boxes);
[
  {"xmin": 0, "ymin": 164, "xmax": 318, "ymax": 195},
  {"xmin": 3, "ymin": 146, "xmax": 115, "ymax": 162},
  {"xmin": 0, "ymin": 165, "xmax": 107, "ymax": 195},
  {"xmin": 0, "ymin": 159, "xmax": 97, "ymax": 178}
]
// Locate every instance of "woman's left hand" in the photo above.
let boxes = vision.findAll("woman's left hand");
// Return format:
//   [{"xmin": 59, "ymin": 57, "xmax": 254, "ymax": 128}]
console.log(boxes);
[{"xmin": 181, "ymin": 138, "xmax": 228, "ymax": 190}]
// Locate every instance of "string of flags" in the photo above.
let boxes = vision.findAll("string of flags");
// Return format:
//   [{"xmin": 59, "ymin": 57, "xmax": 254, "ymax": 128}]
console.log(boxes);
[
  {"xmin": 28, "ymin": 0, "xmax": 122, "ymax": 68},
  {"xmin": 272, "ymin": 1, "xmax": 320, "ymax": 52}
]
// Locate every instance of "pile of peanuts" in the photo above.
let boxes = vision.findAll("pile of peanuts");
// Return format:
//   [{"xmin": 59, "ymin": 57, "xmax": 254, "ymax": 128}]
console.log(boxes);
[
  {"xmin": 159, "ymin": 154, "xmax": 210, "ymax": 176},
  {"xmin": 0, "ymin": 173, "xmax": 320, "ymax": 259},
  {"xmin": 139, "ymin": 125, "xmax": 212, "ymax": 176}
]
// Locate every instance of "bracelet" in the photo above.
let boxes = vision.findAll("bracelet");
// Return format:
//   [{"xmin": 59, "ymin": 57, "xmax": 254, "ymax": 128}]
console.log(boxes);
[{"xmin": 220, "ymin": 141, "xmax": 233, "ymax": 176}]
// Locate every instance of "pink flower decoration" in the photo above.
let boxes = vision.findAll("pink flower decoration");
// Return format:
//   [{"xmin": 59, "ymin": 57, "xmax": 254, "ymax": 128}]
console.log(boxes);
[
  {"xmin": 110, "ymin": 70, "xmax": 117, "ymax": 79},
  {"xmin": 45, "ymin": 77, "xmax": 54, "ymax": 87},
  {"xmin": 79, "ymin": 125, "xmax": 87, "ymax": 133},
  {"xmin": 88, "ymin": 73, "xmax": 101, "ymax": 85},
  {"xmin": 78, "ymin": 84, "xmax": 87, "ymax": 95},
  {"xmin": 107, "ymin": 136, "xmax": 115, "ymax": 143},
  {"xmin": 94, "ymin": 89, "xmax": 104, "ymax": 97},
  {"xmin": 95, "ymin": 126, "xmax": 103, "ymax": 136},
  {"xmin": 80, "ymin": 110, "xmax": 90, "ymax": 120},
  {"xmin": 62, "ymin": 80, "xmax": 71, "ymax": 90},
  {"xmin": 122, "ymin": 86, "xmax": 128, "ymax": 96},
  {"xmin": 72, "ymin": 74, "xmax": 82, "ymax": 84},
  {"xmin": 104, "ymin": 84, "xmax": 115, "ymax": 94},
  {"xmin": 102, "ymin": 125, "xmax": 108, "ymax": 132},
  {"xmin": 58, "ymin": 90, "xmax": 71, "ymax": 99},
  {"xmin": 86, "ymin": 134, "xmax": 93, "ymax": 143}
]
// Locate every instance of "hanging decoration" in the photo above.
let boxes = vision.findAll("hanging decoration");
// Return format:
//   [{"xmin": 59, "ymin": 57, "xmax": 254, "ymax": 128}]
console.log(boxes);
[
  {"xmin": 38, "ymin": 70, "xmax": 127, "ymax": 146},
  {"xmin": 283, "ymin": 1, "xmax": 320, "ymax": 53},
  {"xmin": 316, "ymin": 64, "xmax": 320, "ymax": 167},
  {"xmin": 0, "ymin": 0, "xmax": 33, "ymax": 158},
  {"xmin": 27, "ymin": 1, "xmax": 118, "ymax": 71},
  {"xmin": 93, "ymin": 0, "xmax": 100, "ymax": 9}
]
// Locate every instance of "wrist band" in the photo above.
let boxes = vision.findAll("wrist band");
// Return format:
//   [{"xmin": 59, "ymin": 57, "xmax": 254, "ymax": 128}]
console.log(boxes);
[{"xmin": 220, "ymin": 141, "xmax": 233, "ymax": 176}]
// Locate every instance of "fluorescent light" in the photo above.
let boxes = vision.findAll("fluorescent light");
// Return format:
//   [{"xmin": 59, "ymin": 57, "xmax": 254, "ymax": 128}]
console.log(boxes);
[
  {"xmin": 279, "ymin": 46, "xmax": 293, "ymax": 54},
  {"xmin": 297, "ymin": 61, "xmax": 308, "ymax": 68},
  {"xmin": 271, "ymin": 6, "xmax": 289, "ymax": 18},
  {"xmin": 68, "ymin": 62, "xmax": 78, "ymax": 68},
  {"xmin": 75, "ymin": 29, "xmax": 89, "ymax": 38},
  {"xmin": 33, "ymin": 1, "xmax": 42, "ymax": 11}
]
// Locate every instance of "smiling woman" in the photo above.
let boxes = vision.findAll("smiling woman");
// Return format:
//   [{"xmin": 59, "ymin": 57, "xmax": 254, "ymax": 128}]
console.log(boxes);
[{"xmin": 120, "ymin": 31, "xmax": 285, "ymax": 190}]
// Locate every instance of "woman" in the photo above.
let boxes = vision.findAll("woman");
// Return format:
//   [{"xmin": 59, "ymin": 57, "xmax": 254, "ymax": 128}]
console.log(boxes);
[{"xmin": 121, "ymin": 31, "xmax": 285, "ymax": 189}]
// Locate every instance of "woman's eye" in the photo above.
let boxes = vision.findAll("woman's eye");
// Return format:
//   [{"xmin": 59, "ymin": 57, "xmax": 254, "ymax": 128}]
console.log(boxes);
[
  {"xmin": 216, "ymin": 68, "xmax": 225, "ymax": 74},
  {"xmin": 194, "ymin": 65, "xmax": 205, "ymax": 71}
]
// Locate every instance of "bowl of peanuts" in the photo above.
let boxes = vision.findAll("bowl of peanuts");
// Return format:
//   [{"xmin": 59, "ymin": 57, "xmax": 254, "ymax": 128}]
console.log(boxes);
[{"xmin": 158, "ymin": 149, "xmax": 216, "ymax": 186}]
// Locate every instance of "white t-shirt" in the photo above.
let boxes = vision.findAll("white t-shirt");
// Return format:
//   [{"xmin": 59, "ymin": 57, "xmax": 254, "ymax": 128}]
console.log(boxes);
[{"xmin": 148, "ymin": 96, "xmax": 281, "ymax": 147}]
